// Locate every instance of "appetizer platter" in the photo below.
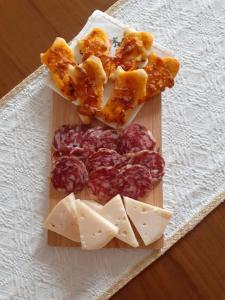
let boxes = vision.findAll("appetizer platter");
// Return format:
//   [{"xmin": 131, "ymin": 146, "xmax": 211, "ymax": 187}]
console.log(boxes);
[{"xmin": 41, "ymin": 11, "xmax": 179, "ymax": 250}]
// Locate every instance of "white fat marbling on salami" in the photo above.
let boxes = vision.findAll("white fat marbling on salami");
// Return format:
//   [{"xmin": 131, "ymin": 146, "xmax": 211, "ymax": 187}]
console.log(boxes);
[
  {"xmin": 118, "ymin": 123, "xmax": 156, "ymax": 154},
  {"xmin": 96, "ymin": 129, "xmax": 119, "ymax": 151},
  {"xmin": 51, "ymin": 156, "xmax": 88, "ymax": 193},
  {"xmin": 129, "ymin": 150, "xmax": 165, "ymax": 183},
  {"xmin": 118, "ymin": 164, "xmax": 153, "ymax": 199},
  {"xmin": 87, "ymin": 166, "xmax": 119, "ymax": 203},
  {"xmin": 81, "ymin": 126, "xmax": 119, "ymax": 155},
  {"xmin": 52, "ymin": 124, "xmax": 89, "ymax": 155},
  {"xmin": 85, "ymin": 148, "xmax": 122, "ymax": 173}
]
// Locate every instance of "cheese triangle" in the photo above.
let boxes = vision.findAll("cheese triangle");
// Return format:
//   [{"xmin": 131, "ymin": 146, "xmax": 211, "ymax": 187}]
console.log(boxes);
[
  {"xmin": 43, "ymin": 193, "xmax": 80, "ymax": 242},
  {"xmin": 83, "ymin": 196, "xmax": 139, "ymax": 247},
  {"xmin": 76, "ymin": 200, "xmax": 118, "ymax": 250},
  {"xmin": 124, "ymin": 196, "xmax": 172, "ymax": 246},
  {"xmin": 82, "ymin": 199, "xmax": 103, "ymax": 212}
]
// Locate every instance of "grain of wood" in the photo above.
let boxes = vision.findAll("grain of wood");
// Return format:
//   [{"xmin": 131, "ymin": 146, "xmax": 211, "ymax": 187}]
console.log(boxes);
[{"xmin": 1, "ymin": 0, "xmax": 224, "ymax": 299}]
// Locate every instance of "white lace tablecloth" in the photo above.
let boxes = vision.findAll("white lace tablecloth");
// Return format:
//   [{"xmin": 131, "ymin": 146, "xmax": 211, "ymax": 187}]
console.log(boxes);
[{"xmin": 0, "ymin": 1, "xmax": 225, "ymax": 299}]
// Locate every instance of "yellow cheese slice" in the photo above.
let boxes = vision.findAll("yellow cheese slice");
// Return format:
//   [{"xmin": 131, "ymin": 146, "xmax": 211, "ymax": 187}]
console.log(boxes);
[
  {"xmin": 124, "ymin": 196, "xmax": 172, "ymax": 246},
  {"xmin": 76, "ymin": 200, "xmax": 118, "ymax": 250},
  {"xmin": 83, "ymin": 195, "xmax": 139, "ymax": 247},
  {"xmin": 43, "ymin": 193, "xmax": 80, "ymax": 242}
]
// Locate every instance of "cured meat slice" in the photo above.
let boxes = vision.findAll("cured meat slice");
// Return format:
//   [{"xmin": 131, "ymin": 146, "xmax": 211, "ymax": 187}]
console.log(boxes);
[
  {"xmin": 81, "ymin": 126, "xmax": 119, "ymax": 154},
  {"xmin": 129, "ymin": 150, "xmax": 165, "ymax": 183},
  {"xmin": 52, "ymin": 147, "xmax": 86, "ymax": 165},
  {"xmin": 51, "ymin": 156, "xmax": 88, "ymax": 193},
  {"xmin": 52, "ymin": 150, "xmax": 64, "ymax": 168},
  {"xmin": 88, "ymin": 166, "xmax": 119, "ymax": 202},
  {"xmin": 70, "ymin": 147, "xmax": 87, "ymax": 161},
  {"xmin": 80, "ymin": 126, "xmax": 105, "ymax": 156},
  {"xmin": 118, "ymin": 164, "xmax": 153, "ymax": 199},
  {"xmin": 85, "ymin": 149, "xmax": 122, "ymax": 173},
  {"xmin": 119, "ymin": 123, "xmax": 156, "ymax": 154},
  {"xmin": 52, "ymin": 124, "xmax": 88, "ymax": 154},
  {"xmin": 114, "ymin": 153, "xmax": 132, "ymax": 169},
  {"xmin": 96, "ymin": 129, "xmax": 119, "ymax": 151}
]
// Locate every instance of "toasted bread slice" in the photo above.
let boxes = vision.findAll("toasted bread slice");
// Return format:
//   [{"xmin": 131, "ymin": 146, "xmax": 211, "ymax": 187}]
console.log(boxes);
[
  {"xmin": 141, "ymin": 53, "xmax": 179, "ymax": 101},
  {"xmin": 114, "ymin": 28, "xmax": 153, "ymax": 71},
  {"xmin": 40, "ymin": 37, "xmax": 76, "ymax": 100},
  {"xmin": 101, "ymin": 67, "xmax": 147, "ymax": 126},
  {"xmin": 162, "ymin": 57, "xmax": 180, "ymax": 78},
  {"xmin": 78, "ymin": 28, "xmax": 111, "ymax": 61},
  {"xmin": 68, "ymin": 55, "xmax": 107, "ymax": 124}
]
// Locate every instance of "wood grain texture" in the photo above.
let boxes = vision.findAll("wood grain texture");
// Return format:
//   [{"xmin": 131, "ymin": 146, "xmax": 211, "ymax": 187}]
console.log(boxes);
[
  {"xmin": 48, "ymin": 92, "xmax": 163, "ymax": 248},
  {"xmin": 1, "ymin": 1, "xmax": 224, "ymax": 299}
]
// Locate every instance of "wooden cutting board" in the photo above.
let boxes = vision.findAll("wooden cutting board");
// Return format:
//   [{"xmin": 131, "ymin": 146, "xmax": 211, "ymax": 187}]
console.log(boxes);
[{"xmin": 48, "ymin": 92, "xmax": 163, "ymax": 249}]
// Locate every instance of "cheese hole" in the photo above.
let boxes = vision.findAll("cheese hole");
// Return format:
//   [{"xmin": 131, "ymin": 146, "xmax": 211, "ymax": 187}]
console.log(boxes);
[
  {"xmin": 115, "ymin": 223, "xmax": 119, "ymax": 227},
  {"xmin": 51, "ymin": 224, "xmax": 55, "ymax": 227},
  {"xmin": 98, "ymin": 230, "xmax": 102, "ymax": 234},
  {"xmin": 122, "ymin": 216, "xmax": 126, "ymax": 221},
  {"xmin": 143, "ymin": 223, "xmax": 147, "ymax": 226},
  {"xmin": 92, "ymin": 233, "xmax": 96, "ymax": 237}
]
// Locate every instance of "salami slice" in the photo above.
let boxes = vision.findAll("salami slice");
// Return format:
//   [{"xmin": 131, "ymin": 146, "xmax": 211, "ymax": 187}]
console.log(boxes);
[
  {"xmin": 129, "ymin": 150, "xmax": 165, "ymax": 182},
  {"xmin": 88, "ymin": 166, "xmax": 119, "ymax": 202},
  {"xmin": 52, "ymin": 147, "xmax": 86, "ymax": 165},
  {"xmin": 80, "ymin": 126, "xmax": 105, "ymax": 156},
  {"xmin": 96, "ymin": 129, "xmax": 119, "ymax": 151},
  {"xmin": 52, "ymin": 151, "xmax": 62, "ymax": 168},
  {"xmin": 114, "ymin": 153, "xmax": 133, "ymax": 169},
  {"xmin": 118, "ymin": 164, "xmax": 153, "ymax": 199},
  {"xmin": 81, "ymin": 126, "xmax": 119, "ymax": 155},
  {"xmin": 51, "ymin": 156, "xmax": 88, "ymax": 193},
  {"xmin": 70, "ymin": 147, "xmax": 87, "ymax": 161},
  {"xmin": 118, "ymin": 123, "xmax": 156, "ymax": 154},
  {"xmin": 85, "ymin": 148, "xmax": 122, "ymax": 173},
  {"xmin": 52, "ymin": 124, "xmax": 88, "ymax": 154}
]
